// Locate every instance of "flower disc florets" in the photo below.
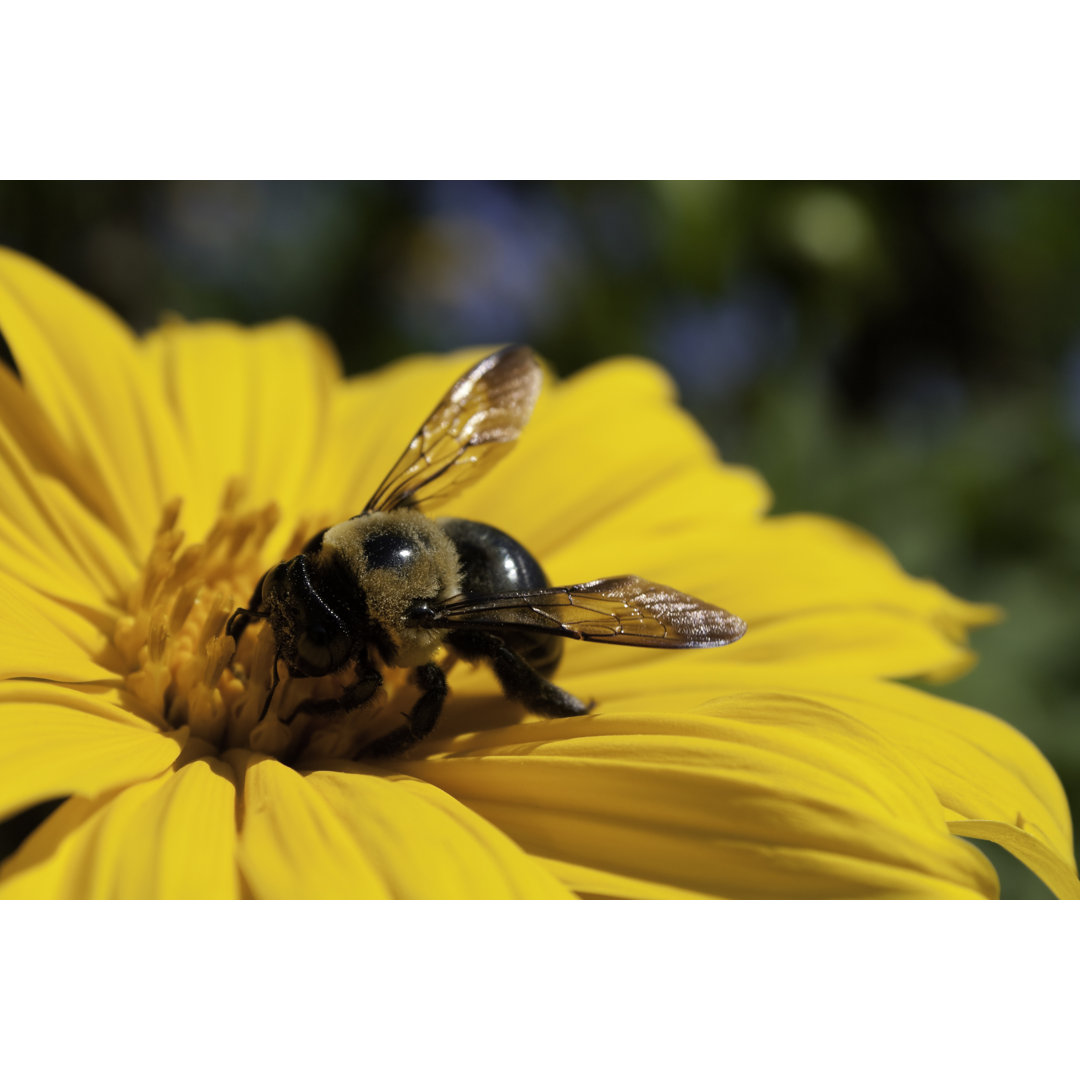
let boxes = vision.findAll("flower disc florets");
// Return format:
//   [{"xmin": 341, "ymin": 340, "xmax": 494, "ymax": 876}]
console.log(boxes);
[{"xmin": 109, "ymin": 486, "xmax": 302, "ymax": 760}]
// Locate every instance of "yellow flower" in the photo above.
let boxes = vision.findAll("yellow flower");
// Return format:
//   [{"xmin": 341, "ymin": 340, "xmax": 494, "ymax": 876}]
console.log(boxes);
[{"xmin": 0, "ymin": 247, "xmax": 1075, "ymax": 900}]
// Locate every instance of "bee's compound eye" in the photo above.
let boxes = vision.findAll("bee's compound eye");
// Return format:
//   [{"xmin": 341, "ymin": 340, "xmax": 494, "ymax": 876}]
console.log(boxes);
[{"xmin": 363, "ymin": 532, "xmax": 423, "ymax": 572}]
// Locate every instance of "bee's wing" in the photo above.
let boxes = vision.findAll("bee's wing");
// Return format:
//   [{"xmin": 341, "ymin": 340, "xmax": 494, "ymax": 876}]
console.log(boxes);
[
  {"xmin": 364, "ymin": 344, "xmax": 542, "ymax": 514},
  {"xmin": 430, "ymin": 575, "xmax": 747, "ymax": 648}
]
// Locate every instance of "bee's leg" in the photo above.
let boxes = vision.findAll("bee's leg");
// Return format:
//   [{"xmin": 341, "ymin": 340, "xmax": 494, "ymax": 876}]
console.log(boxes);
[
  {"xmin": 257, "ymin": 656, "xmax": 283, "ymax": 723},
  {"xmin": 286, "ymin": 664, "xmax": 382, "ymax": 721},
  {"xmin": 363, "ymin": 662, "xmax": 448, "ymax": 758},
  {"xmin": 447, "ymin": 630, "xmax": 590, "ymax": 717}
]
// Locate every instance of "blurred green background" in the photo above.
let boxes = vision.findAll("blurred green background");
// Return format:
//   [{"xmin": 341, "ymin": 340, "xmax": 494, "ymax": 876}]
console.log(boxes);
[{"xmin": 1, "ymin": 181, "xmax": 1077, "ymax": 898}]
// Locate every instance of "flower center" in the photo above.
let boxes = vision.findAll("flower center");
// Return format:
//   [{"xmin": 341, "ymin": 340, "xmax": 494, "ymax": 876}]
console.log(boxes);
[{"xmin": 111, "ymin": 486, "xmax": 374, "ymax": 763}]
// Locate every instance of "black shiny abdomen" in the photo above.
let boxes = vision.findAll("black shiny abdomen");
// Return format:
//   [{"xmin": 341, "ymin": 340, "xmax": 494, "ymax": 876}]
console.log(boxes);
[{"xmin": 438, "ymin": 517, "xmax": 563, "ymax": 677}]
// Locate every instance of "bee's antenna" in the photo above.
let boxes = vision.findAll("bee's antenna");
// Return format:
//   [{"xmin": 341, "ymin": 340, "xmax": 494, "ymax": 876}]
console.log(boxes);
[
  {"xmin": 257, "ymin": 656, "xmax": 282, "ymax": 724},
  {"xmin": 226, "ymin": 607, "xmax": 266, "ymax": 641}
]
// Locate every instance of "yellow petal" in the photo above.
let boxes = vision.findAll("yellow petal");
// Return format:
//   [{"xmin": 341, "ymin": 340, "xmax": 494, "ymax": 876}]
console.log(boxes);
[
  {"xmin": 0, "ymin": 569, "xmax": 116, "ymax": 682},
  {"xmin": 228, "ymin": 751, "xmax": 572, "ymax": 898},
  {"xmin": 0, "ymin": 247, "xmax": 187, "ymax": 552},
  {"xmin": 330, "ymin": 355, "xmax": 470, "ymax": 518},
  {"xmin": 145, "ymin": 318, "xmax": 339, "ymax": 542},
  {"xmin": 547, "ymin": 508, "xmax": 994, "ymax": 682},
  {"xmin": 0, "ymin": 686, "xmax": 181, "ymax": 818},
  {"xmin": 0, "ymin": 680, "xmax": 167, "ymax": 726},
  {"xmin": 450, "ymin": 359, "xmax": 732, "ymax": 556},
  {"xmin": 0, "ymin": 363, "xmax": 138, "ymax": 607},
  {"xmin": 580, "ymin": 658, "xmax": 1076, "ymax": 895},
  {"xmin": 538, "ymin": 462, "xmax": 771, "ymax": 588},
  {"xmin": 537, "ymin": 857, "xmax": 718, "ymax": 899},
  {"xmin": 726, "ymin": 608, "xmax": 980, "ymax": 679},
  {"xmin": 332, "ymin": 354, "xmax": 769, "ymax": 547},
  {"xmin": 948, "ymin": 820, "xmax": 1080, "ymax": 901},
  {"xmin": 778, "ymin": 675, "xmax": 1076, "ymax": 878},
  {"xmin": 406, "ymin": 696, "xmax": 998, "ymax": 899},
  {"xmin": 0, "ymin": 759, "xmax": 239, "ymax": 898},
  {"xmin": 0, "ymin": 360, "xmax": 124, "ymax": 536},
  {"xmin": 0, "ymin": 401, "xmax": 133, "ymax": 609},
  {"xmin": 305, "ymin": 766, "xmax": 573, "ymax": 898},
  {"xmin": 541, "ymin": 608, "xmax": 975, "ymax": 689},
  {"xmin": 708, "ymin": 513, "xmax": 996, "ymax": 640}
]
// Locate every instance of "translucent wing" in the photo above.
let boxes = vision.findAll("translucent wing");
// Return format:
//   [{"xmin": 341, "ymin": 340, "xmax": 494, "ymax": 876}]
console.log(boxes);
[
  {"xmin": 430, "ymin": 575, "xmax": 747, "ymax": 649},
  {"xmin": 364, "ymin": 344, "xmax": 542, "ymax": 514}
]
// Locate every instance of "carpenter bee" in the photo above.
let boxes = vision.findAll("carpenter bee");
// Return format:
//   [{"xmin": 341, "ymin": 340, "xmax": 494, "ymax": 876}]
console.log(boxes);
[{"xmin": 227, "ymin": 345, "xmax": 746, "ymax": 757}]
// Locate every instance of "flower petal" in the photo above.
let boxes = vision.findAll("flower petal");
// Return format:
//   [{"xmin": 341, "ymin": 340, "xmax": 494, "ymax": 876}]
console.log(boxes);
[
  {"xmin": 0, "ymin": 759, "xmax": 239, "ymax": 898},
  {"xmin": 330, "ymin": 355, "xmax": 471, "ymax": 518},
  {"xmin": 0, "ymin": 684, "xmax": 181, "ymax": 818},
  {"xmin": 0, "ymin": 398, "xmax": 135, "ymax": 611},
  {"xmin": 575, "ymin": 658, "xmax": 1077, "ymax": 895},
  {"xmin": 546, "ymin": 508, "xmax": 994, "ymax": 682},
  {"xmin": 0, "ymin": 358, "xmax": 124, "ymax": 534},
  {"xmin": 535, "ymin": 857, "xmax": 718, "ymax": 899},
  {"xmin": 947, "ymin": 820, "xmax": 1080, "ymax": 901},
  {"xmin": 537, "ymin": 462, "xmax": 771, "ymax": 589},
  {"xmin": 771, "ymin": 675, "xmax": 1077, "ymax": 881},
  {"xmin": 0, "ymin": 569, "xmax": 117, "ymax": 682},
  {"xmin": 332, "ymin": 354, "xmax": 769, "ymax": 547},
  {"xmin": 450, "ymin": 358, "xmax": 741, "ymax": 556},
  {"xmin": 145, "ymin": 319, "xmax": 338, "ymax": 542},
  {"xmin": 228, "ymin": 751, "xmax": 572, "ymax": 898},
  {"xmin": 706, "ymin": 514, "xmax": 996, "ymax": 643},
  {"xmin": 407, "ymin": 696, "xmax": 998, "ymax": 899},
  {"xmin": 0, "ymin": 248, "xmax": 187, "ymax": 552},
  {"xmin": 724, "ymin": 609, "xmax": 980, "ymax": 679}
]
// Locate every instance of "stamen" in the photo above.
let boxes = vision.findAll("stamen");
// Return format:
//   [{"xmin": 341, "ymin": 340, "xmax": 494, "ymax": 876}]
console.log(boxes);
[
  {"xmin": 114, "ymin": 492, "xmax": 290, "ymax": 754},
  {"xmin": 168, "ymin": 581, "xmax": 200, "ymax": 635},
  {"xmin": 221, "ymin": 477, "xmax": 246, "ymax": 513}
]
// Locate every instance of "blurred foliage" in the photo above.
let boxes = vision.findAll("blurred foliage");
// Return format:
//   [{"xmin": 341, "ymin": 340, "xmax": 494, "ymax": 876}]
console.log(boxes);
[{"xmin": 2, "ymin": 181, "xmax": 1078, "ymax": 898}]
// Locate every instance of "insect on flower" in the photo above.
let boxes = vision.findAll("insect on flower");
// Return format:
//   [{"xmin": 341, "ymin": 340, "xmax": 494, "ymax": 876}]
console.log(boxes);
[{"xmin": 227, "ymin": 345, "xmax": 747, "ymax": 756}]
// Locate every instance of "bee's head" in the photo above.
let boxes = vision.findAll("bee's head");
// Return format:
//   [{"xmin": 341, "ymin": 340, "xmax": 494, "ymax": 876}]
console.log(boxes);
[{"xmin": 262, "ymin": 555, "xmax": 354, "ymax": 678}]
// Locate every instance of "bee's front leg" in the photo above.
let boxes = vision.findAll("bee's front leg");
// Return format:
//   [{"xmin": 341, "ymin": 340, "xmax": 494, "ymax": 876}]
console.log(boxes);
[{"xmin": 286, "ymin": 662, "xmax": 382, "ymax": 721}]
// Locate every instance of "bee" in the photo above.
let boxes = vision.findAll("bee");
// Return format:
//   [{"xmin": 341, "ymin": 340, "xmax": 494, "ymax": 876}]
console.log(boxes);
[{"xmin": 227, "ymin": 345, "xmax": 746, "ymax": 757}]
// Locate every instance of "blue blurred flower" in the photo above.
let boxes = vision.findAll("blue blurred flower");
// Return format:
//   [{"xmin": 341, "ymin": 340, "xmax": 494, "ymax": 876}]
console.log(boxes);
[
  {"xmin": 392, "ymin": 183, "xmax": 584, "ymax": 347},
  {"xmin": 651, "ymin": 281, "xmax": 795, "ymax": 400}
]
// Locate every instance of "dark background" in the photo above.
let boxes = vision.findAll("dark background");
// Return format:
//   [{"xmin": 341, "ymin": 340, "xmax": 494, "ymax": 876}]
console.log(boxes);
[{"xmin": 2, "ymin": 181, "xmax": 1077, "ymax": 898}]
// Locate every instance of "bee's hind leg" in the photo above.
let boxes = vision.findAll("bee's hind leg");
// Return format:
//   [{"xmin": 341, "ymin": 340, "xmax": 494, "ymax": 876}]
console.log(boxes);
[
  {"xmin": 363, "ymin": 662, "xmax": 448, "ymax": 758},
  {"xmin": 447, "ymin": 630, "xmax": 590, "ymax": 718}
]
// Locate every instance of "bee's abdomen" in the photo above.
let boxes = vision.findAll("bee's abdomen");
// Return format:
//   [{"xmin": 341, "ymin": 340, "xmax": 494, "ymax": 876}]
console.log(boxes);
[
  {"xmin": 437, "ymin": 517, "xmax": 563, "ymax": 677},
  {"xmin": 439, "ymin": 518, "xmax": 546, "ymax": 593}
]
